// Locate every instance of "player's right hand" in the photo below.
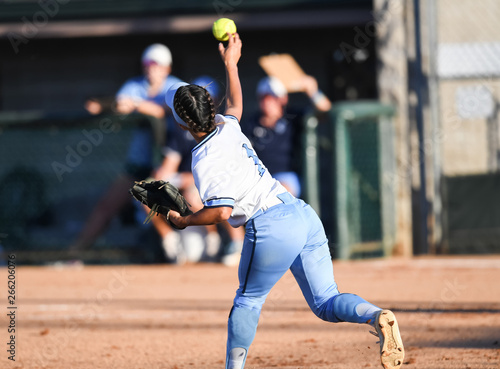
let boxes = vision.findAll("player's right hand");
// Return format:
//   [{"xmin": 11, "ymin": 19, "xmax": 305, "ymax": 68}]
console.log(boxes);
[
  {"xmin": 166, "ymin": 209, "xmax": 186, "ymax": 229},
  {"xmin": 219, "ymin": 32, "xmax": 242, "ymax": 67}
]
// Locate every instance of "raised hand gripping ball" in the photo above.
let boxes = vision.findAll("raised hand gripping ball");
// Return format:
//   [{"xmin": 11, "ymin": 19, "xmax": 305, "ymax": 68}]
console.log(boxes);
[{"xmin": 212, "ymin": 18, "xmax": 237, "ymax": 41}]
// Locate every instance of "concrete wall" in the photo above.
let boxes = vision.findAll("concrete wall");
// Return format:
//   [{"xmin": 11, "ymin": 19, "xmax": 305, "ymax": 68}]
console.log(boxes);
[{"xmin": 439, "ymin": 79, "xmax": 500, "ymax": 175}]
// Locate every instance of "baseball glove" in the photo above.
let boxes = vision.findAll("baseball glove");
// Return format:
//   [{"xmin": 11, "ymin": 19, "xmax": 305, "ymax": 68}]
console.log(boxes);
[{"xmin": 129, "ymin": 179, "xmax": 193, "ymax": 229}]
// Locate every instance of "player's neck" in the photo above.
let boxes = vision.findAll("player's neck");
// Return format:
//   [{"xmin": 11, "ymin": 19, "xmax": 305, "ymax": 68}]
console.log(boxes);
[{"xmin": 190, "ymin": 130, "xmax": 210, "ymax": 144}]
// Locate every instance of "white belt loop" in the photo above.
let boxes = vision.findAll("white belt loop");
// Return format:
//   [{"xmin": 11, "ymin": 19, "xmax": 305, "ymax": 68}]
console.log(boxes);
[{"xmin": 261, "ymin": 196, "xmax": 283, "ymax": 212}]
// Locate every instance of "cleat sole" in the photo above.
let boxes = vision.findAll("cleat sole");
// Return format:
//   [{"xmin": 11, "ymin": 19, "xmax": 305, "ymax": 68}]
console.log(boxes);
[{"xmin": 375, "ymin": 310, "xmax": 405, "ymax": 369}]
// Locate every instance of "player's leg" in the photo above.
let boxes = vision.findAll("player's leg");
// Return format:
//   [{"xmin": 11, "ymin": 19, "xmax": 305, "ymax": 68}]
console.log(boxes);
[
  {"xmin": 289, "ymin": 198, "xmax": 381, "ymax": 323},
  {"xmin": 220, "ymin": 223, "xmax": 245, "ymax": 266},
  {"xmin": 181, "ymin": 180, "xmax": 222, "ymax": 260},
  {"xmin": 71, "ymin": 126, "xmax": 152, "ymax": 252},
  {"xmin": 226, "ymin": 203, "xmax": 308, "ymax": 369},
  {"xmin": 290, "ymin": 199, "xmax": 404, "ymax": 368},
  {"xmin": 70, "ymin": 173, "xmax": 135, "ymax": 252}
]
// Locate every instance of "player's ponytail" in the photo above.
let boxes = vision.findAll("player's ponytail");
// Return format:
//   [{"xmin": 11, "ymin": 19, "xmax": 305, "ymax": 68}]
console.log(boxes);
[{"xmin": 173, "ymin": 85, "xmax": 216, "ymax": 133}]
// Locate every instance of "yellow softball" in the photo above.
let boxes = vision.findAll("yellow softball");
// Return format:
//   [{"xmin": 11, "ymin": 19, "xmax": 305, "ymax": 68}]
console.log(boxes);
[{"xmin": 212, "ymin": 18, "xmax": 237, "ymax": 41}]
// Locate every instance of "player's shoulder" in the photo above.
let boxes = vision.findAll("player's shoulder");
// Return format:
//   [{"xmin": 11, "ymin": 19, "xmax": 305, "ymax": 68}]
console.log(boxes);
[
  {"xmin": 215, "ymin": 114, "xmax": 241, "ymax": 130},
  {"xmin": 116, "ymin": 76, "xmax": 146, "ymax": 98},
  {"xmin": 192, "ymin": 115, "xmax": 244, "ymax": 156}
]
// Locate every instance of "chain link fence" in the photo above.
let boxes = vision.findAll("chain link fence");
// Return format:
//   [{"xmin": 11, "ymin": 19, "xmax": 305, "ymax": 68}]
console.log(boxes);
[
  {"xmin": 302, "ymin": 102, "xmax": 397, "ymax": 260},
  {"xmin": 0, "ymin": 113, "xmax": 165, "ymax": 264},
  {"xmin": 434, "ymin": 0, "xmax": 500, "ymax": 253}
]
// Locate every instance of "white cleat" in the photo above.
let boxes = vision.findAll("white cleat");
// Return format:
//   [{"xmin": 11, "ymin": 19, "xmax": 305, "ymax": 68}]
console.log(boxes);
[
  {"xmin": 374, "ymin": 310, "xmax": 404, "ymax": 369},
  {"xmin": 205, "ymin": 231, "xmax": 222, "ymax": 258},
  {"xmin": 162, "ymin": 231, "xmax": 186, "ymax": 265},
  {"xmin": 221, "ymin": 240, "xmax": 243, "ymax": 267}
]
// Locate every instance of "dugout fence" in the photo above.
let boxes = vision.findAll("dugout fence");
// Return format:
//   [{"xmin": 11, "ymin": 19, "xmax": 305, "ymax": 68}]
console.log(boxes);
[
  {"xmin": 1, "ymin": 103, "xmax": 399, "ymax": 264},
  {"xmin": 0, "ymin": 112, "xmax": 166, "ymax": 265},
  {"xmin": 302, "ymin": 101, "xmax": 398, "ymax": 260}
]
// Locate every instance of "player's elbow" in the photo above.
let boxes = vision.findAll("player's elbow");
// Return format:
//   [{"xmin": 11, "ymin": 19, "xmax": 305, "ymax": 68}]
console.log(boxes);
[
  {"xmin": 217, "ymin": 206, "xmax": 233, "ymax": 222},
  {"xmin": 203, "ymin": 206, "xmax": 232, "ymax": 224}
]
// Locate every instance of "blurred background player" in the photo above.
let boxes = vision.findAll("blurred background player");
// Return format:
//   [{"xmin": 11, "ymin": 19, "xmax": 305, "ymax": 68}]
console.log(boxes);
[
  {"xmin": 150, "ymin": 75, "xmax": 245, "ymax": 265},
  {"xmin": 242, "ymin": 75, "xmax": 331, "ymax": 197},
  {"xmin": 70, "ymin": 43, "xmax": 183, "ymax": 255},
  {"xmin": 83, "ymin": 96, "xmax": 115, "ymax": 115}
]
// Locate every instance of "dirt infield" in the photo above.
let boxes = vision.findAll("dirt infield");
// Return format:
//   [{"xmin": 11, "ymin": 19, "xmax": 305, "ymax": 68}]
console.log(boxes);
[{"xmin": 1, "ymin": 256, "xmax": 500, "ymax": 369}]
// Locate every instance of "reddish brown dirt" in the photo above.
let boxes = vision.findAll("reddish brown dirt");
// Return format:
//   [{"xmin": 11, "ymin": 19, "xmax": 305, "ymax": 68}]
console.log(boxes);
[{"xmin": 1, "ymin": 256, "xmax": 500, "ymax": 369}]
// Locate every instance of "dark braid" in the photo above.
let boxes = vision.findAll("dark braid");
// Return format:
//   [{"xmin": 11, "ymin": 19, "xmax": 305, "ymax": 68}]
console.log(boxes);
[{"xmin": 173, "ymin": 85, "xmax": 216, "ymax": 133}]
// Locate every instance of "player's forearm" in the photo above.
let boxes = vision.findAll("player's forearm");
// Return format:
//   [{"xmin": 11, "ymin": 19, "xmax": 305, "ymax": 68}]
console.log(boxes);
[
  {"xmin": 224, "ymin": 64, "xmax": 243, "ymax": 119},
  {"xmin": 115, "ymin": 98, "xmax": 165, "ymax": 118},
  {"xmin": 136, "ymin": 101, "xmax": 165, "ymax": 119},
  {"xmin": 154, "ymin": 153, "xmax": 182, "ymax": 181},
  {"xmin": 176, "ymin": 206, "xmax": 232, "ymax": 227},
  {"xmin": 309, "ymin": 91, "xmax": 331, "ymax": 112},
  {"xmin": 298, "ymin": 75, "xmax": 332, "ymax": 113},
  {"xmin": 115, "ymin": 98, "xmax": 136, "ymax": 114}
]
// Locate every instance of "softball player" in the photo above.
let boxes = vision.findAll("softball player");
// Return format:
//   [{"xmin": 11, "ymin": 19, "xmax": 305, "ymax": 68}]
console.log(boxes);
[{"xmin": 167, "ymin": 33, "xmax": 404, "ymax": 369}]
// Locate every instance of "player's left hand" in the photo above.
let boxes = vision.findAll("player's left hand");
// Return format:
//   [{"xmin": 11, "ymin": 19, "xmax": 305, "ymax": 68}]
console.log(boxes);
[
  {"xmin": 129, "ymin": 179, "xmax": 192, "ymax": 229},
  {"xmin": 167, "ymin": 210, "xmax": 186, "ymax": 229}
]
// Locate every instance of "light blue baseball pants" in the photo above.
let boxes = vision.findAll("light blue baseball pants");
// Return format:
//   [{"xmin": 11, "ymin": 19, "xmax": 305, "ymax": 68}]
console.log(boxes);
[{"xmin": 225, "ymin": 192, "xmax": 381, "ymax": 369}]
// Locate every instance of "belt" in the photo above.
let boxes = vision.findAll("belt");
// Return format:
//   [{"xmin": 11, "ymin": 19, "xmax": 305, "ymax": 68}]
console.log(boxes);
[
  {"xmin": 247, "ymin": 194, "xmax": 286, "ymax": 224},
  {"xmin": 260, "ymin": 195, "xmax": 283, "ymax": 211}
]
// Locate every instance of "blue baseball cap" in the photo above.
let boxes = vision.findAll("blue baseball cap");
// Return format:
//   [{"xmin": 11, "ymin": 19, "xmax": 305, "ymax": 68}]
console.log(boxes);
[{"xmin": 257, "ymin": 76, "xmax": 287, "ymax": 98}]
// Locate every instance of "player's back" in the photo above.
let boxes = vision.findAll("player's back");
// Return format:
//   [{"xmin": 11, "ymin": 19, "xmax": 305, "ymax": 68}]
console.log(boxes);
[{"xmin": 192, "ymin": 114, "xmax": 286, "ymax": 227}]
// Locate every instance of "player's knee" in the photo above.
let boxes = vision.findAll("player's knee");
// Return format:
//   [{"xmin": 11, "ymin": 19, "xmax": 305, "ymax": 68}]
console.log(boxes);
[
  {"xmin": 310, "ymin": 295, "xmax": 343, "ymax": 322},
  {"xmin": 233, "ymin": 294, "xmax": 267, "ymax": 312},
  {"xmin": 311, "ymin": 303, "xmax": 332, "ymax": 322}
]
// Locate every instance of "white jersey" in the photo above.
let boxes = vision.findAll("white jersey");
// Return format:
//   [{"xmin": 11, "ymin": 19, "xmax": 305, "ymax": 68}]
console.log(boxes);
[{"xmin": 192, "ymin": 114, "xmax": 287, "ymax": 227}]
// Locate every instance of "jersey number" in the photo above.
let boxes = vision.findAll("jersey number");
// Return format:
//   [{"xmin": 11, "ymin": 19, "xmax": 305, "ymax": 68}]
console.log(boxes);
[{"xmin": 243, "ymin": 143, "xmax": 265, "ymax": 177}]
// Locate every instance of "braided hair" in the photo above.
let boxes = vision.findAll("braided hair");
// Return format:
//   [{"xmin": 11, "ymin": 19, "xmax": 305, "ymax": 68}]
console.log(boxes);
[{"xmin": 173, "ymin": 85, "xmax": 217, "ymax": 133}]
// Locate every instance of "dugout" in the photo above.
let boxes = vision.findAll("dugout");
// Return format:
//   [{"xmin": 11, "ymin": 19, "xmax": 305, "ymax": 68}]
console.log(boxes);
[
  {"xmin": 0, "ymin": 0, "xmax": 378, "ymax": 264},
  {"xmin": 442, "ymin": 173, "xmax": 500, "ymax": 254},
  {"xmin": 0, "ymin": 112, "xmax": 168, "ymax": 264}
]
